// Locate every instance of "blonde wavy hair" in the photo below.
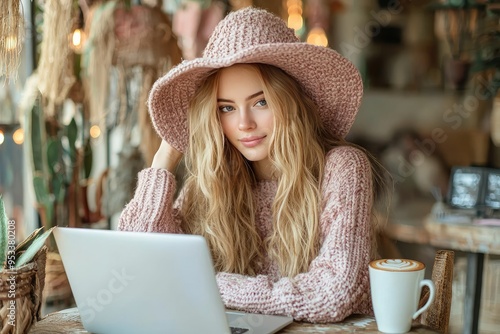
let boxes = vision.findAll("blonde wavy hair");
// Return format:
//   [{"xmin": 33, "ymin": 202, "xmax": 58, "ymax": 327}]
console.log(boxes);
[{"xmin": 181, "ymin": 64, "xmax": 386, "ymax": 277}]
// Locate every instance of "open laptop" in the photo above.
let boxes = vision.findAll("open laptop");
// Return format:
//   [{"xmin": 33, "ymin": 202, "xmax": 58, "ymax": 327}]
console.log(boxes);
[{"xmin": 53, "ymin": 227, "xmax": 293, "ymax": 334}]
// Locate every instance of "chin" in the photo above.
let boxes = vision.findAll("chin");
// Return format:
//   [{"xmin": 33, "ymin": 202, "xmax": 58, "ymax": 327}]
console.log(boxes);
[{"xmin": 241, "ymin": 152, "xmax": 269, "ymax": 162}]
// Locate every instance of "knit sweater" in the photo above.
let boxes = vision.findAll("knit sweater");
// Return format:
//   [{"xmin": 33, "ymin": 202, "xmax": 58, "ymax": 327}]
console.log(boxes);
[{"xmin": 118, "ymin": 145, "xmax": 374, "ymax": 323}]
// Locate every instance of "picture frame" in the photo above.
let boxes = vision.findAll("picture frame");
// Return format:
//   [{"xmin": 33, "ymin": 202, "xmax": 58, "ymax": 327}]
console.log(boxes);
[{"xmin": 448, "ymin": 166, "xmax": 500, "ymax": 211}]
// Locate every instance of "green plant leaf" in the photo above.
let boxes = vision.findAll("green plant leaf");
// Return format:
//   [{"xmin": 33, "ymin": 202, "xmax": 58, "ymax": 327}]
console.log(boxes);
[
  {"xmin": 53, "ymin": 174, "xmax": 66, "ymax": 204},
  {"xmin": 15, "ymin": 227, "xmax": 55, "ymax": 268},
  {"xmin": 83, "ymin": 139, "xmax": 93, "ymax": 179},
  {"xmin": 62, "ymin": 119, "xmax": 78, "ymax": 184},
  {"xmin": 14, "ymin": 226, "xmax": 44, "ymax": 255},
  {"xmin": 33, "ymin": 175, "xmax": 54, "ymax": 228},
  {"xmin": 0, "ymin": 196, "xmax": 9, "ymax": 268},
  {"xmin": 66, "ymin": 118, "xmax": 78, "ymax": 156},
  {"xmin": 30, "ymin": 105, "xmax": 44, "ymax": 172},
  {"xmin": 62, "ymin": 146, "xmax": 74, "ymax": 184},
  {"xmin": 46, "ymin": 138, "xmax": 60, "ymax": 176}
]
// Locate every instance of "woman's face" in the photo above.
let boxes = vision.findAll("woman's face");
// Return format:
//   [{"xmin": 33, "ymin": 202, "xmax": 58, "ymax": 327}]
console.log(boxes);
[{"xmin": 217, "ymin": 64, "xmax": 274, "ymax": 173}]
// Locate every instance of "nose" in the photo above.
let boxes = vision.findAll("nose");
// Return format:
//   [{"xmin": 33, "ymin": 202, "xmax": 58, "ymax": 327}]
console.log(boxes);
[{"xmin": 238, "ymin": 108, "xmax": 256, "ymax": 131}]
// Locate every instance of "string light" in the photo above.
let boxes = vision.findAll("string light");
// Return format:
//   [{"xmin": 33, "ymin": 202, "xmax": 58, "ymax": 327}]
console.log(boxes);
[
  {"xmin": 69, "ymin": 28, "xmax": 86, "ymax": 54},
  {"xmin": 306, "ymin": 27, "xmax": 328, "ymax": 47},
  {"xmin": 12, "ymin": 128, "xmax": 24, "ymax": 145},
  {"xmin": 286, "ymin": 0, "xmax": 304, "ymax": 33},
  {"xmin": 288, "ymin": 14, "xmax": 303, "ymax": 31},
  {"xmin": 72, "ymin": 29, "xmax": 82, "ymax": 47},
  {"xmin": 90, "ymin": 125, "xmax": 101, "ymax": 139},
  {"xmin": 288, "ymin": 3, "xmax": 302, "ymax": 15}
]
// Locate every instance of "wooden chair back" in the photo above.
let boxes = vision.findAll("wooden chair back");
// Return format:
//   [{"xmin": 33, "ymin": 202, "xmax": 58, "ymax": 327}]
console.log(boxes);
[{"xmin": 418, "ymin": 250, "xmax": 455, "ymax": 333}]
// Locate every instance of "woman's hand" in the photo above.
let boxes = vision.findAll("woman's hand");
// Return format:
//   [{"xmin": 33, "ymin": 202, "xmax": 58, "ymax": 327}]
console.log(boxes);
[{"xmin": 151, "ymin": 140, "xmax": 183, "ymax": 173}]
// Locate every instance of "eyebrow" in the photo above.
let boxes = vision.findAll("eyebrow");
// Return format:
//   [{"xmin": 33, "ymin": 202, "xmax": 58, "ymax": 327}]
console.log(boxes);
[{"xmin": 217, "ymin": 91, "xmax": 264, "ymax": 103}]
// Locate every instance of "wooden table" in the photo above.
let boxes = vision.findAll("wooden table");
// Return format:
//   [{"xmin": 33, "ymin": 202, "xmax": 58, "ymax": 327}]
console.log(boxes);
[
  {"xmin": 385, "ymin": 215, "xmax": 500, "ymax": 334},
  {"xmin": 29, "ymin": 308, "xmax": 439, "ymax": 333},
  {"xmin": 425, "ymin": 217, "xmax": 500, "ymax": 334}
]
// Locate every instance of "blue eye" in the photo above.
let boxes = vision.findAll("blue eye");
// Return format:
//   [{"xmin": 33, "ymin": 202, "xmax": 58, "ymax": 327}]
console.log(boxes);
[
  {"xmin": 218, "ymin": 105, "xmax": 235, "ymax": 113},
  {"xmin": 255, "ymin": 99, "xmax": 267, "ymax": 107}
]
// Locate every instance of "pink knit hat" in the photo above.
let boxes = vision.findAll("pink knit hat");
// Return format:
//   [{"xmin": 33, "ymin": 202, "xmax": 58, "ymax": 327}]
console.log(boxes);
[{"xmin": 148, "ymin": 7, "xmax": 363, "ymax": 153}]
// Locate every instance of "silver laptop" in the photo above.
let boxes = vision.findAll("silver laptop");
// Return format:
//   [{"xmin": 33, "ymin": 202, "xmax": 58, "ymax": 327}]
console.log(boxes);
[{"xmin": 53, "ymin": 227, "xmax": 293, "ymax": 334}]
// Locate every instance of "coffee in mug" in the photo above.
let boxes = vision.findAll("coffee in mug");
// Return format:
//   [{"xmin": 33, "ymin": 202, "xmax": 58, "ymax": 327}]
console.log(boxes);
[{"xmin": 369, "ymin": 259, "xmax": 435, "ymax": 334}]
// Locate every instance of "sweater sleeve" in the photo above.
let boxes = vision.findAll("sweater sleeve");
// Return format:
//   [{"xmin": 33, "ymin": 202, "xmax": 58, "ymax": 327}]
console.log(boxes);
[
  {"xmin": 216, "ymin": 146, "xmax": 374, "ymax": 323},
  {"xmin": 117, "ymin": 168, "xmax": 184, "ymax": 234}
]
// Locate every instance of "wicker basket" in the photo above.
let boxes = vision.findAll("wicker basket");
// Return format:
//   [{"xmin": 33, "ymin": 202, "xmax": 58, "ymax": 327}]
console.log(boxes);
[
  {"xmin": 0, "ymin": 246, "xmax": 48, "ymax": 334},
  {"xmin": 42, "ymin": 252, "xmax": 73, "ymax": 306}
]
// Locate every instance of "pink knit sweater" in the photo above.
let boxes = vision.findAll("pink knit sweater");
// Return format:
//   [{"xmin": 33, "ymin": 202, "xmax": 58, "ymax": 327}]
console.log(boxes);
[{"xmin": 118, "ymin": 145, "xmax": 374, "ymax": 323}]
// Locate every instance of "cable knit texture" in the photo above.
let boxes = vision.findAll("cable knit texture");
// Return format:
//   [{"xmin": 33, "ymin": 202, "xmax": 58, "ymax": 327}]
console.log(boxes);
[{"xmin": 119, "ymin": 145, "xmax": 374, "ymax": 323}]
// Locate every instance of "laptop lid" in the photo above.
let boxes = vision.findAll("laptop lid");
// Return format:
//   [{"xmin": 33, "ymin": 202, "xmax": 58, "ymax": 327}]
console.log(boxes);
[{"xmin": 53, "ymin": 227, "xmax": 292, "ymax": 334}]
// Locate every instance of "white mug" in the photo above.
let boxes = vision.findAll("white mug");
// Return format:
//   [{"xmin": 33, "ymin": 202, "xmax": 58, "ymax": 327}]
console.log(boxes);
[{"xmin": 369, "ymin": 259, "xmax": 435, "ymax": 334}]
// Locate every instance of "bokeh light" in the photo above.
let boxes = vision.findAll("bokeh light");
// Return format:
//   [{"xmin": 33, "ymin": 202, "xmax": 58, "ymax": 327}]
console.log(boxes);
[
  {"xmin": 12, "ymin": 128, "xmax": 24, "ymax": 145},
  {"xmin": 90, "ymin": 125, "xmax": 101, "ymax": 139}
]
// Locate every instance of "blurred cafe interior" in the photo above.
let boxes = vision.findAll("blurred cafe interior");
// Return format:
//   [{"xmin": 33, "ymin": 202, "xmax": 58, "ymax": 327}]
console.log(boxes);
[{"xmin": 1, "ymin": 0, "xmax": 500, "ymax": 333}]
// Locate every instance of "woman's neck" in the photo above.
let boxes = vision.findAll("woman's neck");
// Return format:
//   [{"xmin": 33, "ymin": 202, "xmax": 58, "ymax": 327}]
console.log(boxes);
[{"xmin": 251, "ymin": 158, "xmax": 275, "ymax": 181}]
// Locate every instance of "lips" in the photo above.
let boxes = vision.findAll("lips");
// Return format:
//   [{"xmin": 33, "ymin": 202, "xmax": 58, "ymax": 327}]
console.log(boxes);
[{"xmin": 240, "ymin": 136, "xmax": 266, "ymax": 148}]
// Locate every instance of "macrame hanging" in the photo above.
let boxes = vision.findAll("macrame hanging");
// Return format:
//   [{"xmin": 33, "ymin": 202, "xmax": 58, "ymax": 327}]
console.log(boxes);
[
  {"xmin": 113, "ymin": 4, "xmax": 182, "ymax": 164},
  {"xmin": 36, "ymin": 0, "xmax": 76, "ymax": 117},
  {"xmin": 0, "ymin": 0, "xmax": 25, "ymax": 82},
  {"xmin": 82, "ymin": 0, "xmax": 118, "ymax": 127},
  {"xmin": 82, "ymin": 1, "xmax": 182, "ymax": 164}
]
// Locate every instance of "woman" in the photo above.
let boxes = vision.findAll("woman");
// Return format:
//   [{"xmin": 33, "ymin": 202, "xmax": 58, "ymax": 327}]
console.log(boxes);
[{"xmin": 119, "ymin": 7, "xmax": 387, "ymax": 323}]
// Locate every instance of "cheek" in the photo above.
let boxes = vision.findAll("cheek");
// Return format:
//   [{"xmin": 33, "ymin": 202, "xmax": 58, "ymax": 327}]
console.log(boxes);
[
  {"xmin": 219, "ymin": 116, "xmax": 235, "ymax": 138},
  {"xmin": 262, "ymin": 113, "xmax": 275, "ymax": 131}
]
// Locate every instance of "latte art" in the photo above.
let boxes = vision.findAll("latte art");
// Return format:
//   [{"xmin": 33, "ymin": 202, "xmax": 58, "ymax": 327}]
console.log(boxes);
[{"xmin": 369, "ymin": 259, "xmax": 425, "ymax": 272}]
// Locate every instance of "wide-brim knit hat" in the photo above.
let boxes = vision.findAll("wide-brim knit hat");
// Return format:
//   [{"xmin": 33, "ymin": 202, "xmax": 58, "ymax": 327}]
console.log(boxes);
[{"xmin": 149, "ymin": 7, "xmax": 363, "ymax": 153}]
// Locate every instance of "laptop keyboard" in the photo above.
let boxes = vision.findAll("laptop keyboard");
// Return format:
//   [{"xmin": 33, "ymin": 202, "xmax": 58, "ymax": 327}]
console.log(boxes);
[{"xmin": 230, "ymin": 327, "xmax": 249, "ymax": 334}]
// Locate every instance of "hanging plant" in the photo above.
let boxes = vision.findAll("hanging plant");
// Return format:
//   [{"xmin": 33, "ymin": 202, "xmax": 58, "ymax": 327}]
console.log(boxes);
[
  {"xmin": 430, "ymin": 0, "xmax": 486, "ymax": 89},
  {"xmin": 471, "ymin": 0, "xmax": 500, "ymax": 99}
]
